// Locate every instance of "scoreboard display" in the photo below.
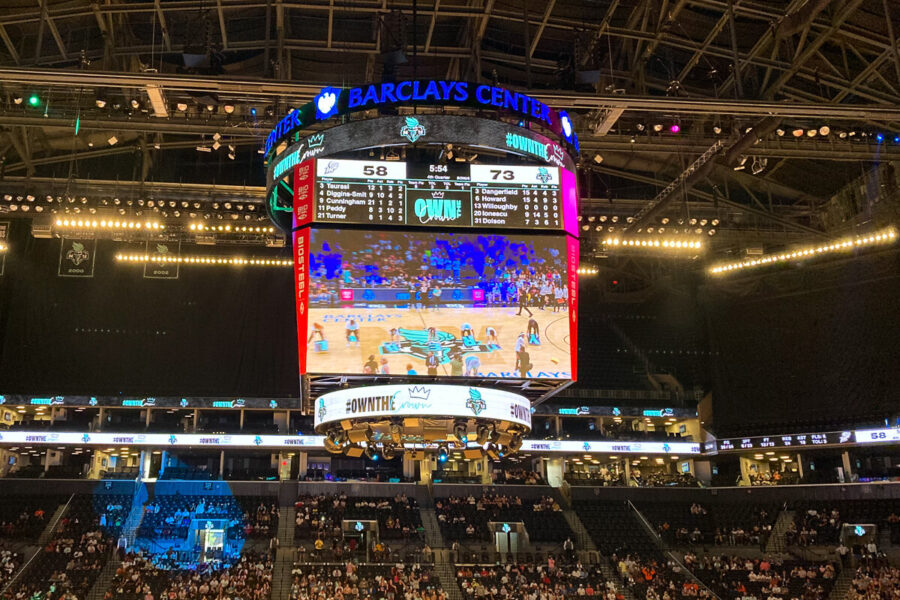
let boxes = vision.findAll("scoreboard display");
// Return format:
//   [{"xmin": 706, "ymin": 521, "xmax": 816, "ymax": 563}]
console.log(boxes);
[{"xmin": 312, "ymin": 159, "xmax": 563, "ymax": 229}]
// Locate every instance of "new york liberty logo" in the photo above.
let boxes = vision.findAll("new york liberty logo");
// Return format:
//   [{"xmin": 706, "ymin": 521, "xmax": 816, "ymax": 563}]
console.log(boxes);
[
  {"xmin": 536, "ymin": 167, "xmax": 552, "ymax": 183},
  {"xmin": 400, "ymin": 117, "xmax": 426, "ymax": 143},
  {"xmin": 318, "ymin": 398, "xmax": 327, "ymax": 422},
  {"xmin": 466, "ymin": 388, "xmax": 486, "ymax": 416}
]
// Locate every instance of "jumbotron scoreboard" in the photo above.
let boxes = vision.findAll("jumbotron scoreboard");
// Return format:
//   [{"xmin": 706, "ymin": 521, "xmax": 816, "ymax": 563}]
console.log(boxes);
[{"xmin": 312, "ymin": 159, "xmax": 563, "ymax": 230}]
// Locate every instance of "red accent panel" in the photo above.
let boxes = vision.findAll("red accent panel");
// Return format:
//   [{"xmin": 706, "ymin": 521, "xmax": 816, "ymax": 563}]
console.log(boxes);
[
  {"xmin": 566, "ymin": 235, "xmax": 579, "ymax": 381},
  {"xmin": 292, "ymin": 159, "xmax": 316, "ymax": 229},
  {"xmin": 293, "ymin": 228, "xmax": 311, "ymax": 375}
]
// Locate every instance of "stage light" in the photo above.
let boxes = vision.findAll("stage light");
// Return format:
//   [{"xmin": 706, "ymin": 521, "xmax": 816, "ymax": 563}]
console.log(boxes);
[
  {"xmin": 630, "ymin": 136, "xmax": 636, "ymax": 143},
  {"xmin": 250, "ymin": 107, "xmax": 257, "ymax": 116},
  {"xmin": 130, "ymin": 99, "xmax": 139, "ymax": 109},
  {"xmin": 895, "ymin": 136, "xmax": 900, "ymax": 144},
  {"xmin": 775, "ymin": 128, "xmax": 785, "ymax": 136},
  {"xmin": 653, "ymin": 124, "xmax": 663, "ymax": 132},
  {"xmin": 709, "ymin": 226, "xmax": 897, "ymax": 275},
  {"xmin": 636, "ymin": 123, "xmax": 645, "ymax": 131},
  {"xmin": 95, "ymin": 99, "xmax": 107, "ymax": 108},
  {"xmin": 107, "ymin": 136, "xmax": 118, "ymax": 145},
  {"xmin": 792, "ymin": 128, "xmax": 804, "ymax": 137},
  {"xmin": 476, "ymin": 424, "xmax": 490, "ymax": 445},
  {"xmin": 806, "ymin": 129, "xmax": 817, "ymax": 137},
  {"xmin": 437, "ymin": 446, "xmax": 449, "ymax": 462},
  {"xmin": 593, "ymin": 154, "xmax": 603, "ymax": 164},
  {"xmin": 670, "ymin": 124, "xmax": 680, "ymax": 134},
  {"xmin": 115, "ymin": 253, "xmax": 291, "ymax": 267},
  {"xmin": 713, "ymin": 126, "xmax": 722, "ymax": 135},
  {"xmin": 223, "ymin": 104, "xmax": 235, "ymax": 114},
  {"xmin": 176, "ymin": 102, "xmax": 188, "ymax": 112},
  {"xmin": 28, "ymin": 95, "xmax": 39, "ymax": 106},
  {"xmin": 13, "ymin": 96, "xmax": 22, "ymax": 105},
  {"xmin": 819, "ymin": 126, "xmax": 830, "ymax": 136},
  {"xmin": 453, "ymin": 420, "xmax": 469, "ymax": 443},
  {"xmin": 381, "ymin": 444, "xmax": 397, "ymax": 460},
  {"xmin": 364, "ymin": 444, "xmax": 378, "ymax": 460},
  {"xmin": 876, "ymin": 133, "xmax": 884, "ymax": 143}
]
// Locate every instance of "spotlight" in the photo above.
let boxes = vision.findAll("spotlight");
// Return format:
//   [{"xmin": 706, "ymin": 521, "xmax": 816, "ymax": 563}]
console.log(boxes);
[
  {"xmin": 670, "ymin": 124, "xmax": 680, "ymax": 134},
  {"xmin": 437, "ymin": 446, "xmax": 449, "ymax": 463},
  {"xmin": 476, "ymin": 424, "xmax": 490, "ymax": 445},
  {"xmin": 713, "ymin": 126, "xmax": 722, "ymax": 135},
  {"xmin": 636, "ymin": 123, "xmax": 645, "ymax": 131},
  {"xmin": 250, "ymin": 107, "xmax": 257, "ymax": 116},
  {"xmin": 508, "ymin": 434, "xmax": 523, "ymax": 453},
  {"xmin": 876, "ymin": 133, "xmax": 884, "ymax": 143},
  {"xmin": 13, "ymin": 96, "xmax": 22, "ymax": 105},
  {"xmin": 381, "ymin": 444, "xmax": 396, "ymax": 460},
  {"xmin": 630, "ymin": 136, "xmax": 636, "ymax": 143},
  {"xmin": 176, "ymin": 102, "xmax": 188, "ymax": 112},
  {"xmin": 806, "ymin": 129, "xmax": 817, "ymax": 137},
  {"xmin": 96, "ymin": 99, "xmax": 107, "ymax": 108},
  {"xmin": 130, "ymin": 99, "xmax": 139, "ymax": 109},
  {"xmin": 28, "ymin": 95, "xmax": 39, "ymax": 106},
  {"xmin": 206, "ymin": 104, "xmax": 215, "ymax": 112},
  {"xmin": 792, "ymin": 128, "xmax": 804, "ymax": 137},
  {"xmin": 223, "ymin": 104, "xmax": 235, "ymax": 114},
  {"xmin": 107, "ymin": 136, "xmax": 118, "ymax": 146},
  {"xmin": 775, "ymin": 128, "xmax": 785, "ymax": 136},
  {"xmin": 453, "ymin": 420, "xmax": 469, "ymax": 443},
  {"xmin": 364, "ymin": 444, "xmax": 378, "ymax": 460},
  {"xmin": 653, "ymin": 124, "xmax": 663, "ymax": 132},
  {"xmin": 819, "ymin": 126, "xmax": 830, "ymax": 136},
  {"xmin": 593, "ymin": 154, "xmax": 603, "ymax": 164}
]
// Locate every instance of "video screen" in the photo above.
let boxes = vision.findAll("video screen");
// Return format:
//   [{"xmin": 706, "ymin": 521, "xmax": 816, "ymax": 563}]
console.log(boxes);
[{"xmin": 304, "ymin": 228, "xmax": 573, "ymax": 379}]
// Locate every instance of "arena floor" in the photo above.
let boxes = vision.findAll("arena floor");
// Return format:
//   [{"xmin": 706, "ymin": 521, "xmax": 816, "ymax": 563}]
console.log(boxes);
[{"xmin": 306, "ymin": 305, "xmax": 572, "ymax": 378}]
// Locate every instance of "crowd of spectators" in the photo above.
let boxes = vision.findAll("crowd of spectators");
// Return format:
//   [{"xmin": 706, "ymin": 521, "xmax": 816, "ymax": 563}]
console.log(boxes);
[
  {"xmin": 686, "ymin": 554, "xmax": 836, "ymax": 600},
  {"xmin": 140, "ymin": 495, "xmax": 278, "ymax": 541},
  {"xmin": 612, "ymin": 553, "xmax": 703, "ymax": 600},
  {"xmin": 294, "ymin": 493, "xmax": 421, "ymax": 540},
  {"xmin": 848, "ymin": 565, "xmax": 900, "ymax": 600},
  {"xmin": 456, "ymin": 561, "xmax": 620, "ymax": 600},
  {"xmin": 0, "ymin": 548, "xmax": 22, "ymax": 590},
  {"xmin": 748, "ymin": 472, "xmax": 801, "ymax": 486},
  {"xmin": 102, "ymin": 551, "xmax": 273, "ymax": 600},
  {"xmin": 785, "ymin": 508, "xmax": 842, "ymax": 546},
  {"xmin": 290, "ymin": 562, "xmax": 444, "ymax": 600},
  {"xmin": 0, "ymin": 496, "xmax": 60, "ymax": 539},
  {"xmin": 631, "ymin": 470, "xmax": 700, "ymax": 488},
  {"xmin": 649, "ymin": 503, "xmax": 774, "ymax": 547},
  {"xmin": 492, "ymin": 469, "xmax": 545, "ymax": 485},
  {"xmin": 435, "ymin": 494, "xmax": 564, "ymax": 542}
]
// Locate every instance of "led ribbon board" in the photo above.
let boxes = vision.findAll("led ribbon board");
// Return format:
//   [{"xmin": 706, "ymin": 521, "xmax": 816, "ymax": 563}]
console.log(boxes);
[
  {"xmin": 313, "ymin": 384, "xmax": 532, "ymax": 431},
  {"xmin": 265, "ymin": 81, "xmax": 579, "ymax": 158}
]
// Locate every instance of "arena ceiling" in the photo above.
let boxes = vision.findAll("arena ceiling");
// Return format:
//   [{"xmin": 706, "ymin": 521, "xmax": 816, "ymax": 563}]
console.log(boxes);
[{"xmin": 0, "ymin": 0, "xmax": 898, "ymax": 270}]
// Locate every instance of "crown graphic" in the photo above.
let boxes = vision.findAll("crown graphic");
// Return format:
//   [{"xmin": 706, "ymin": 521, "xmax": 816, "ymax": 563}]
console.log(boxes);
[
  {"xmin": 308, "ymin": 133, "xmax": 325, "ymax": 147},
  {"xmin": 408, "ymin": 386, "xmax": 431, "ymax": 401},
  {"xmin": 431, "ymin": 191, "xmax": 445, "ymax": 198}
]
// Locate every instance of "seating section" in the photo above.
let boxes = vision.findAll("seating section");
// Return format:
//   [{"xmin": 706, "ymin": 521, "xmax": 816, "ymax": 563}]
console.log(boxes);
[
  {"xmin": 159, "ymin": 466, "xmax": 216, "ymax": 480},
  {"xmin": 565, "ymin": 471, "xmax": 625, "ymax": 486},
  {"xmin": 689, "ymin": 555, "xmax": 837, "ymax": 600},
  {"xmin": 100, "ymin": 466, "xmax": 140, "ymax": 480},
  {"xmin": 0, "ymin": 495, "xmax": 65, "ymax": 540},
  {"xmin": 0, "ymin": 547, "xmax": 23, "ymax": 590},
  {"xmin": 613, "ymin": 554, "xmax": 693, "ymax": 600},
  {"xmin": 435, "ymin": 494, "xmax": 572, "ymax": 543},
  {"xmin": 636, "ymin": 501, "xmax": 779, "ymax": 546},
  {"xmin": 105, "ymin": 551, "xmax": 273, "ymax": 600},
  {"xmin": 290, "ymin": 562, "xmax": 442, "ymax": 600},
  {"xmin": 3, "ymin": 494, "xmax": 123, "ymax": 600},
  {"xmin": 573, "ymin": 500, "xmax": 662, "ymax": 559},
  {"xmin": 849, "ymin": 565, "xmax": 900, "ymax": 600},
  {"xmin": 787, "ymin": 500, "xmax": 900, "ymax": 546},
  {"xmin": 139, "ymin": 494, "xmax": 277, "ymax": 541},
  {"xmin": 294, "ymin": 493, "xmax": 422, "ymax": 546},
  {"xmin": 456, "ymin": 562, "xmax": 618, "ymax": 599}
]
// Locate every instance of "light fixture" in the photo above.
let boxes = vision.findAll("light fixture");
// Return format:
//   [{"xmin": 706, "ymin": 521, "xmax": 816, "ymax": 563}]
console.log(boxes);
[
  {"xmin": 806, "ymin": 129, "xmax": 817, "ymax": 137},
  {"xmin": 713, "ymin": 126, "xmax": 722, "ymax": 135},
  {"xmin": 792, "ymin": 128, "xmax": 804, "ymax": 137},
  {"xmin": 670, "ymin": 124, "xmax": 680, "ymax": 134},
  {"xmin": 107, "ymin": 136, "xmax": 118, "ymax": 146},
  {"xmin": 593, "ymin": 154, "xmax": 603, "ymax": 164},
  {"xmin": 819, "ymin": 125, "xmax": 830, "ymax": 136},
  {"xmin": 115, "ymin": 253, "xmax": 292, "ymax": 267},
  {"xmin": 176, "ymin": 102, "xmax": 188, "ymax": 112},
  {"xmin": 95, "ymin": 99, "xmax": 107, "ymax": 108},
  {"xmin": 437, "ymin": 446, "xmax": 449, "ymax": 463},
  {"xmin": 653, "ymin": 124, "xmax": 663, "ymax": 132},
  {"xmin": 775, "ymin": 128, "xmax": 785, "ymax": 136},
  {"xmin": 709, "ymin": 226, "xmax": 898, "ymax": 275},
  {"xmin": 223, "ymin": 104, "xmax": 235, "ymax": 114}
]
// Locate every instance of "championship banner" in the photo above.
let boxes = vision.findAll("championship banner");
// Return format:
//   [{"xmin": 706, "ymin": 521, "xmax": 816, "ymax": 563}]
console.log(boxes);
[
  {"xmin": 293, "ymin": 228, "xmax": 311, "ymax": 374},
  {"xmin": 314, "ymin": 384, "xmax": 532, "ymax": 430},
  {"xmin": 0, "ymin": 221, "xmax": 8, "ymax": 277},
  {"xmin": 143, "ymin": 240, "xmax": 180, "ymax": 279},
  {"xmin": 58, "ymin": 237, "xmax": 96, "ymax": 277}
]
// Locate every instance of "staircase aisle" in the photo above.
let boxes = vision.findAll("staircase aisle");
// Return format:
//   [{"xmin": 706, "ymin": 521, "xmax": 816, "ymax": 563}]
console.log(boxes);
[
  {"xmin": 432, "ymin": 560, "xmax": 463, "ymax": 600},
  {"xmin": 419, "ymin": 508, "xmax": 446, "ymax": 549},
  {"xmin": 765, "ymin": 509, "xmax": 795, "ymax": 553},
  {"xmin": 278, "ymin": 506, "xmax": 296, "ymax": 547},
  {"xmin": 562, "ymin": 509, "xmax": 597, "ymax": 552},
  {"xmin": 826, "ymin": 564, "xmax": 855, "ymax": 600},
  {"xmin": 84, "ymin": 554, "xmax": 121, "ymax": 600},
  {"xmin": 271, "ymin": 547, "xmax": 296, "ymax": 600}
]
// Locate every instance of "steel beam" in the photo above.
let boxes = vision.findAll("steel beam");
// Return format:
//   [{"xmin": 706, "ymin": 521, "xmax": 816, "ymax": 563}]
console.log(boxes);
[{"xmin": 528, "ymin": 0, "xmax": 555, "ymax": 58}]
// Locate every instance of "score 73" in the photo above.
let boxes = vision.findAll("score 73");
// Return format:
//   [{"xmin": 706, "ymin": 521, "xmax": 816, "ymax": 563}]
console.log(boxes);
[{"xmin": 490, "ymin": 169, "xmax": 514, "ymax": 181}]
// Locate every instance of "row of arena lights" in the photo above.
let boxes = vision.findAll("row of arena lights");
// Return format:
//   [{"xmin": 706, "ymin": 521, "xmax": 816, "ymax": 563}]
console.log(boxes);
[
  {"xmin": 115, "ymin": 254, "xmax": 292, "ymax": 267},
  {"xmin": 56, "ymin": 219, "xmax": 164, "ymax": 230},
  {"xmin": 189, "ymin": 224, "xmax": 275, "ymax": 233},
  {"xmin": 605, "ymin": 238, "xmax": 703, "ymax": 250},
  {"xmin": 709, "ymin": 227, "xmax": 897, "ymax": 275}
]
